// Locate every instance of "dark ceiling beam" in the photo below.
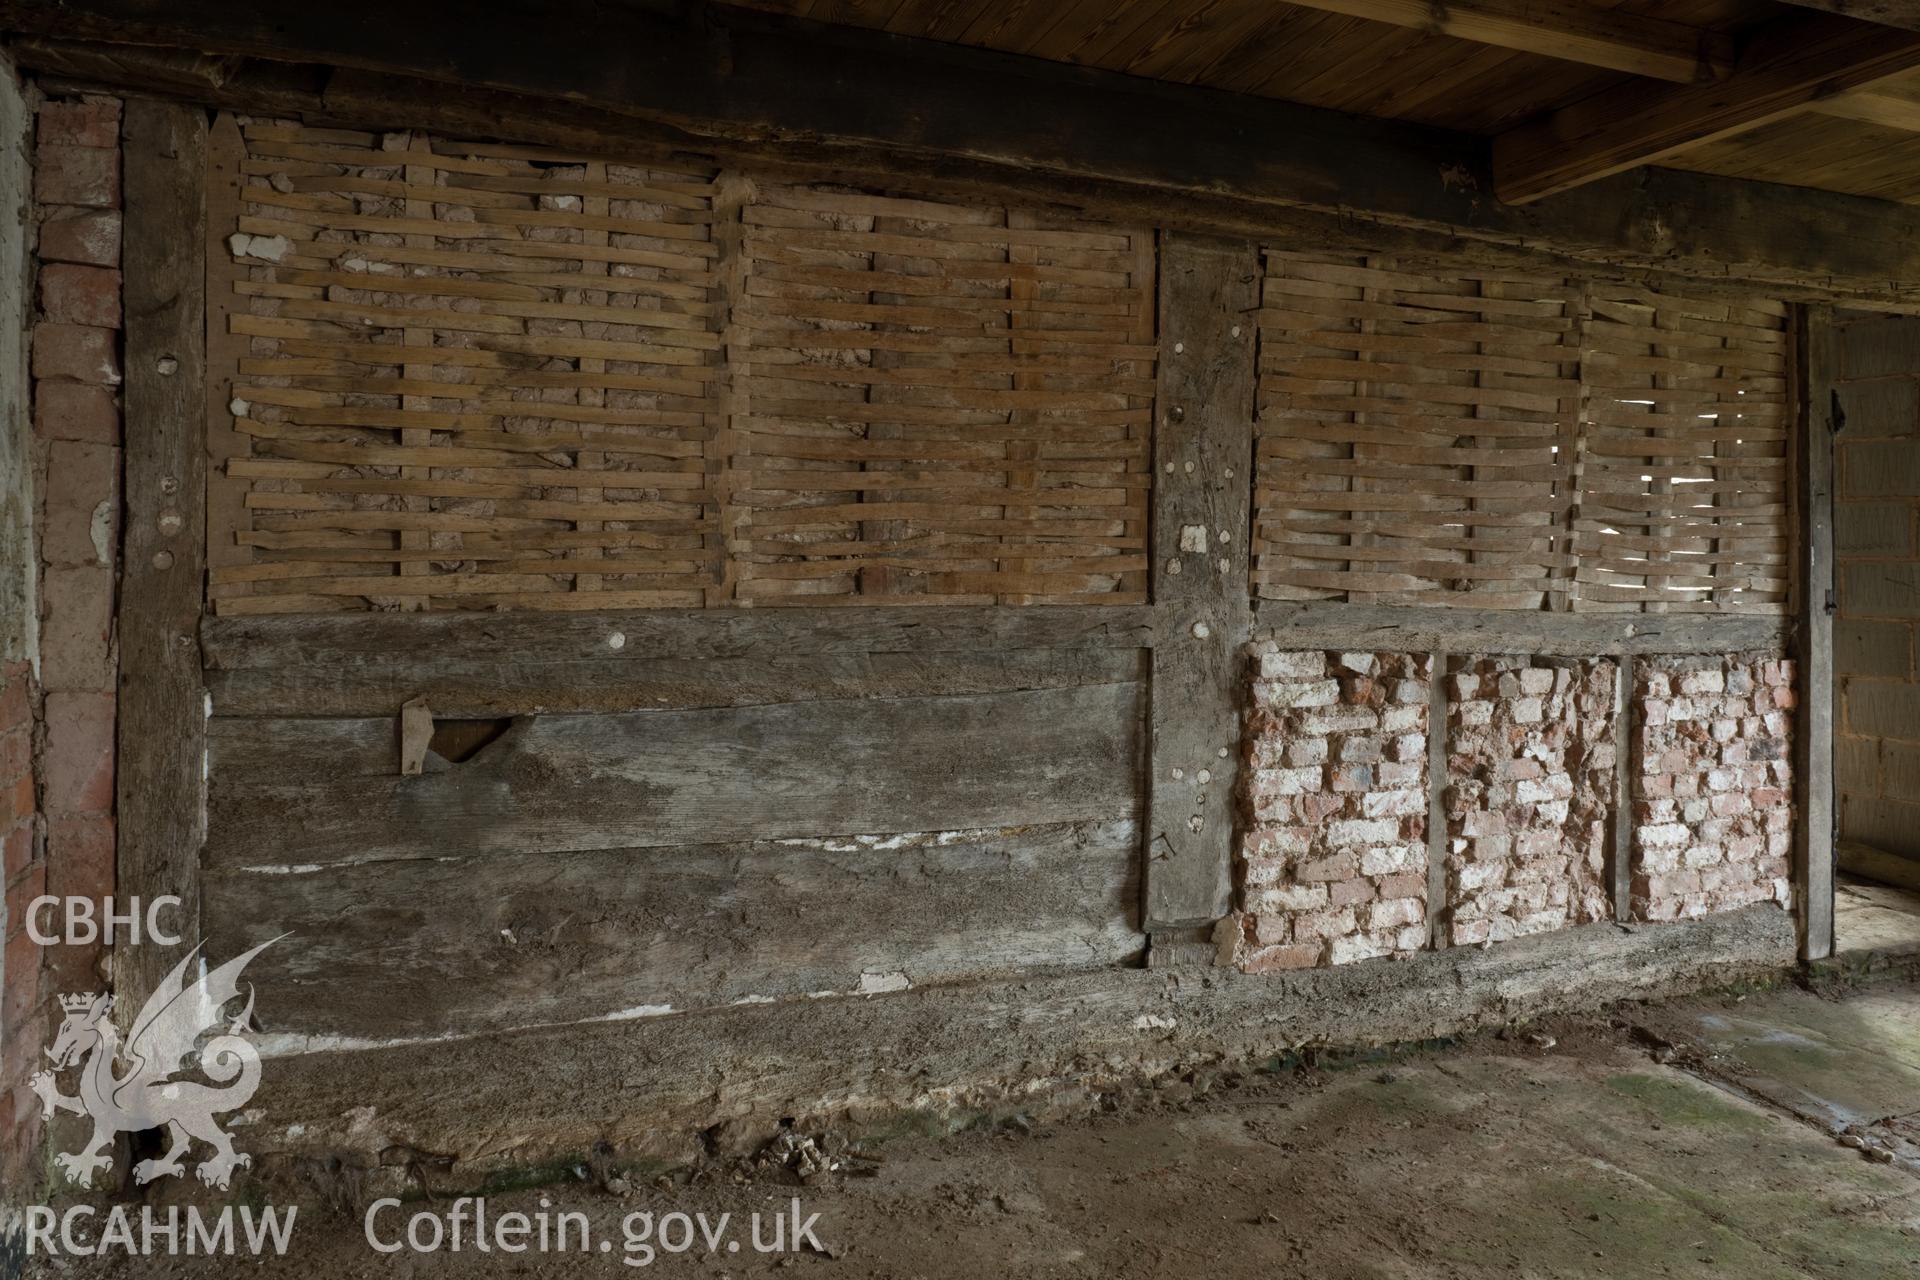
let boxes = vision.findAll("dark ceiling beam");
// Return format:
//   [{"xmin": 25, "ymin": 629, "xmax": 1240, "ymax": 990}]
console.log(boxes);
[
  {"xmin": 1772, "ymin": 1, "xmax": 1920, "ymax": 30},
  {"xmin": 12, "ymin": 3, "xmax": 1920, "ymax": 302},
  {"xmin": 1494, "ymin": 11, "xmax": 1920, "ymax": 203},
  {"xmin": 0, "ymin": 0, "xmax": 1504, "ymax": 230},
  {"xmin": 1275, "ymin": 0, "xmax": 1732, "ymax": 82}
]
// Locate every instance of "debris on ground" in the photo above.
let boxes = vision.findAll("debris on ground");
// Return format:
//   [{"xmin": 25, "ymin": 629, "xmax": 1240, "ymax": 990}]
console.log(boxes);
[{"xmin": 750, "ymin": 1128, "xmax": 885, "ymax": 1183}]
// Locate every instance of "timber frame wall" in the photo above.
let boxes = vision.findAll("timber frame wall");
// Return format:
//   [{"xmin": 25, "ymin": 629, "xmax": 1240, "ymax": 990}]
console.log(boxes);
[
  {"xmin": 0, "ymin": 5, "xmax": 1852, "ymax": 1179},
  {"xmin": 139, "ymin": 106, "xmax": 1824, "ymax": 1034}
]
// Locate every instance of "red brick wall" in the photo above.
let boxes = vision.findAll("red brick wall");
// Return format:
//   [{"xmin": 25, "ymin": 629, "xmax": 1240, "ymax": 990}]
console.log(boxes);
[
  {"xmin": 33, "ymin": 96, "xmax": 120, "ymax": 1008},
  {"xmin": 2, "ymin": 92, "xmax": 124, "ymax": 1195},
  {"xmin": 1, "ymin": 659, "xmax": 41, "ymax": 1193}
]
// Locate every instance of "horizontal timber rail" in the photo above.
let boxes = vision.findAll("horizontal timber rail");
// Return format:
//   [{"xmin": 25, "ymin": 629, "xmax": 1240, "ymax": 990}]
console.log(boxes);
[
  {"xmin": 200, "ymin": 606, "xmax": 1158, "ymax": 669},
  {"xmin": 1253, "ymin": 602, "xmax": 1794, "ymax": 656},
  {"xmin": 202, "ymin": 602, "xmax": 1795, "ymax": 677}
]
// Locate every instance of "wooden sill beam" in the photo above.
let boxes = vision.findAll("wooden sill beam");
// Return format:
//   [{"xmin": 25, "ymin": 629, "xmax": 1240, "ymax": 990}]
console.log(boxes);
[
  {"xmin": 1494, "ymin": 13, "xmax": 1920, "ymax": 203},
  {"xmin": 1276, "ymin": 0, "xmax": 1732, "ymax": 83}
]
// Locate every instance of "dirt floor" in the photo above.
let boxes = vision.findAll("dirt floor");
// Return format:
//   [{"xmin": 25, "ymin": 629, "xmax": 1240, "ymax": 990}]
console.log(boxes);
[{"xmin": 27, "ymin": 973, "xmax": 1920, "ymax": 1279}]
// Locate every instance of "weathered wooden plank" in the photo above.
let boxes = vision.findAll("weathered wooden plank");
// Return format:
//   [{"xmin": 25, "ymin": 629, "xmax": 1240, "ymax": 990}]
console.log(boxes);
[
  {"xmin": 1797, "ymin": 305, "xmax": 1837, "ymax": 961},
  {"xmin": 248, "ymin": 903, "xmax": 1797, "ymax": 1174},
  {"xmin": 115, "ymin": 99, "xmax": 208, "ymax": 1018},
  {"xmin": 1144, "ymin": 234, "xmax": 1257, "ymax": 930},
  {"xmin": 19, "ymin": 19, "xmax": 1920, "ymax": 304},
  {"xmin": 200, "ymin": 604, "xmax": 1155, "ymax": 670},
  {"xmin": 206, "ymin": 647, "xmax": 1148, "ymax": 717},
  {"xmin": 206, "ymin": 818, "xmax": 1140, "ymax": 1039},
  {"xmin": 205, "ymin": 683, "xmax": 1143, "ymax": 866},
  {"xmin": 1254, "ymin": 601, "xmax": 1793, "ymax": 656}
]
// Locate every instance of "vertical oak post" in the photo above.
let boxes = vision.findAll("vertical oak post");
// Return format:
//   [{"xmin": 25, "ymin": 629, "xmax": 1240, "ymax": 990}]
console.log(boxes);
[
  {"xmin": 117, "ymin": 101, "xmax": 208, "ymax": 1014},
  {"xmin": 1797, "ymin": 304, "xmax": 1836, "ymax": 960},
  {"xmin": 1143, "ymin": 233, "xmax": 1257, "ymax": 934}
]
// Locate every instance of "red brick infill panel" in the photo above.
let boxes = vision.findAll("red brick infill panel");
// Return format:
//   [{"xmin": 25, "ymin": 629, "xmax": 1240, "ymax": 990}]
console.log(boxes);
[
  {"xmin": 1632, "ymin": 655, "xmax": 1794, "ymax": 922},
  {"xmin": 1228, "ymin": 649, "xmax": 1430, "ymax": 972},
  {"xmin": 1444, "ymin": 656, "xmax": 1616, "ymax": 946}
]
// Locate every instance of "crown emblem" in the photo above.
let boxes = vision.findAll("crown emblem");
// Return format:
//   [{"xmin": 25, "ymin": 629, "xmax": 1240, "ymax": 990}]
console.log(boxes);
[{"xmin": 59, "ymin": 992, "xmax": 99, "ymax": 1013}]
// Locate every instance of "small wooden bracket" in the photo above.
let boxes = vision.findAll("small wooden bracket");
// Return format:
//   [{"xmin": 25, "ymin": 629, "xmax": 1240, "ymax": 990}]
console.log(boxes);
[{"xmin": 399, "ymin": 696, "xmax": 434, "ymax": 776}]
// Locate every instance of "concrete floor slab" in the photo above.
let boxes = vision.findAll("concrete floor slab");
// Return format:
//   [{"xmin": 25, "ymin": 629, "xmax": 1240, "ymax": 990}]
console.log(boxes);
[
  {"xmin": 1836, "ymin": 878, "xmax": 1920, "ymax": 957},
  {"xmin": 1648, "ymin": 984, "xmax": 1920, "ymax": 1138}
]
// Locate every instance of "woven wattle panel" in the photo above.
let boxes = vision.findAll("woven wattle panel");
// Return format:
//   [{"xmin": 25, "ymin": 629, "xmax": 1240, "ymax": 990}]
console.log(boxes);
[
  {"xmin": 733, "ymin": 185, "xmax": 1154, "ymax": 606},
  {"xmin": 1252, "ymin": 251, "xmax": 1791, "ymax": 616},
  {"xmin": 206, "ymin": 119, "xmax": 1155, "ymax": 613},
  {"xmin": 1572, "ymin": 286, "xmax": 1790, "ymax": 614},
  {"xmin": 1253, "ymin": 252, "xmax": 1582, "ymax": 610},
  {"xmin": 208, "ymin": 120, "xmax": 726, "ymax": 614}
]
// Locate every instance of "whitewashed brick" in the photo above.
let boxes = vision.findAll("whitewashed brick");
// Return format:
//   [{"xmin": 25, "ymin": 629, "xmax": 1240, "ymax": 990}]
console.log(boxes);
[
  {"xmin": 1260, "ymin": 678, "xmax": 1340, "ymax": 709},
  {"xmin": 1366, "ymin": 897, "xmax": 1424, "ymax": 929},
  {"xmin": 1359, "ymin": 843, "xmax": 1422, "ymax": 877},
  {"xmin": 1329, "ymin": 818, "xmax": 1399, "ymax": 846},
  {"xmin": 1362, "ymin": 789, "xmax": 1427, "ymax": 819},
  {"xmin": 1637, "ymin": 822, "xmax": 1690, "ymax": 849},
  {"xmin": 1258, "ymin": 650, "xmax": 1324, "ymax": 679},
  {"xmin": 1327, "ymin": 933, "xmax": 1393, "ymax": 965}
]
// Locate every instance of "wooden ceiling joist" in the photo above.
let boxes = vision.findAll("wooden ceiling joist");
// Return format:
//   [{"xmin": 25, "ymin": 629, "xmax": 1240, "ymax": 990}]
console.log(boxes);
[
  {"xmin": 1493, "ymin": 12, "xmax": 1920, "ymax": 203},
  {"xmin": 1275, "ymin": 0, "xmax": 1733, "ymax": 82},
  {"xmin": 1774, "ymin": 1, "xmax": 1920, "ymax": 30},
  {"xmin": 1812, "ymin": 89, "xmax": 1920, "ymax": 132}
]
